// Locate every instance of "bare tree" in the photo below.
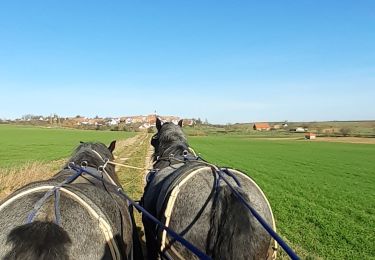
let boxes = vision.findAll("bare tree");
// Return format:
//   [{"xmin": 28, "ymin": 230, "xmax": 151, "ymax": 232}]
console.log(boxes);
[{"xmin": 340, "ymin": 127, "xmax": 351, "ymax": 137}]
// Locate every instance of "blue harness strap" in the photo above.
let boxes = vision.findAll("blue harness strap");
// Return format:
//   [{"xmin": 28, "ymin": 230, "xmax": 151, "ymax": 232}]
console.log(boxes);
[
  {"xmin": 221, "ymin": 168, "xmax": 242, "ymax": 187},
  {"xmin": 70, "ymin": 165, "xmax": 212, "ymax": 260},
  {"xmin": 26, "ymin": 168, "xmax": 83, "ymax": 225},
  {"xmin": 122, "ymin": 190, "xmax": 211, "ymax": 260},
  {"xmin": 216, "ymin": 168, "xmax": 300, "ymax": 260}
]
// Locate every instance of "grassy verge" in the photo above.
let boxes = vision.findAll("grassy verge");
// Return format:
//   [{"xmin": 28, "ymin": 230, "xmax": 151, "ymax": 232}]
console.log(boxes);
[
  {"xmin": 0, "ymin": 125, "xmax": 136, "ymax": 168},
  {"xmin": 188, "ymin": 135, "xmax": 375, "ymax": 259}
]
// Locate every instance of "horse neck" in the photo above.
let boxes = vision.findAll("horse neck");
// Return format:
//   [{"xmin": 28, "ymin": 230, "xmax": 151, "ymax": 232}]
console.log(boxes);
[
  {"xmin": 63, "ymin": 152, "xmax": 121, "ymax": 187},
  {"xmin": 160, "ymin": 141, "xmax": 189, "ymax": 158},
  {"xmin": 154, "ymin": 141, "xmax": 192, "ymax": 170},
  {"xmin": 69, "ymin": 149, "xmax": 103, "ymax": 166}
]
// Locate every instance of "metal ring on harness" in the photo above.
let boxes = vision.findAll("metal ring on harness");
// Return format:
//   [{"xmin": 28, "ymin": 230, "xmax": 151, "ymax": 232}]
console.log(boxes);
[
  {"xmin": 68, "ymin": 161, "xmax": 75, "ymax": 169},
  {"xmin": 81, "ymin": 161, "xmax": 88, "ymax": 168}
]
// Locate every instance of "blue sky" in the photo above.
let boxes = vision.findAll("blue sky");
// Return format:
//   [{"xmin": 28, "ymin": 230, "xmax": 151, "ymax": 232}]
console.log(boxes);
[{"xmin": 0, "ymin": 1, "xmax": 374, "ymax": 123}]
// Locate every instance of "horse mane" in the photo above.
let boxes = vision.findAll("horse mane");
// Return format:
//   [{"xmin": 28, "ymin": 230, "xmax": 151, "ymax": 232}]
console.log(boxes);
[
  {"xmin": 156, "ymin": 122, "xmax": 188, "ymax": 158},
  {"xmin": 5, "ymin": 221, "xmax": 71, "ymax": 260}
]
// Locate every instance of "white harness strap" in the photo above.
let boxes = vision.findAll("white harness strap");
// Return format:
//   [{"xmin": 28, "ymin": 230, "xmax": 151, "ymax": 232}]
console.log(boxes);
[
  {"xmin": 91, "ymin": 149, "xmax": 106, "ymax": 162},
  {"xmin": 90, "ymin": 149, "xmax": 118, "ymax": 186},
  {"xmin": 161, "ymin": 167, "xmax": 210, "ymax": 252},
  {"xmin": 0, "ymin": 186, "xmax": 121, "ymax": 260}
]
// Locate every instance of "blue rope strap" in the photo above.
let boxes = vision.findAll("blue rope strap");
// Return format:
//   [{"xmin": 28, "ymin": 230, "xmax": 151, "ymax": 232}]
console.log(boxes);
[
  {"xmin": 26, "ymin": 168, "xmax": 83, "ymax": 224},
  {"xmin": 221, "ymin": 168, "xmax": 242, "ymax": 187},
  {"xmin": 68, "ymin": 165, "xmax": 211, "ymax": 260},
  {"xmin": 216, "ymin": 168, "xmax": 300, "ymax": 260}
]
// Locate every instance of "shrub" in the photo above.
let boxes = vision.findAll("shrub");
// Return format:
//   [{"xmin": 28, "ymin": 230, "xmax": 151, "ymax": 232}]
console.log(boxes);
[{"xmin": 340, "ymin": 127, "xmax": 351, "ymax": 137}]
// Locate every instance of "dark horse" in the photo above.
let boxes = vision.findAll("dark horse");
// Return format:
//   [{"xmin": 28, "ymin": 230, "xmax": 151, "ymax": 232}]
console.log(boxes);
[
  {"xmin": 142, "ymin": 118, "xmax": 277, "ymax": 260},
  {"xmin": 0, "ymin": 141, "xmax": 142, "ymax": 260}
]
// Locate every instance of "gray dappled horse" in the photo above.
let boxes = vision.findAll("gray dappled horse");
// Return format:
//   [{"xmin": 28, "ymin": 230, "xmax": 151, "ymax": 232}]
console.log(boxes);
[
  {"xmin": 142, "ymin": 118, "xmax": 277, "ymax": 260},
  {"xmin": 0, "ymin": 141, "xmax": 142, "ymax": 260}
]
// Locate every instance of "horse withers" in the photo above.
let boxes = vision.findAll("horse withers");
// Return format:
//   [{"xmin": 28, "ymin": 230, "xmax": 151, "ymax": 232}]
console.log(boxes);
[
  {"xmin": 142, "ymin": 118, "xmax": 277, "ymax": 260},
  {"xmin": 0, "ymin": 141, "xmax": 142, "ymax": 260}
]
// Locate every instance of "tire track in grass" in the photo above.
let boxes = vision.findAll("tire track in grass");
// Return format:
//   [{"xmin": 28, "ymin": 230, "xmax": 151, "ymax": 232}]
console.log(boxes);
[
  {"xmin": 113, "ymin": 133, "xmax": 152, "ymax": 259},
  {"xmin": 114, "ymin": 133, "xmax": 151, "ymax": 200}
]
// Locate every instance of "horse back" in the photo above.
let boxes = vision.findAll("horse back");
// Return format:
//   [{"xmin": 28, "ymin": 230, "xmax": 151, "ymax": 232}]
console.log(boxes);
[
  {"xmin": 0, "ymin": 178, "xmax": 133, "ymax": 260},
  {"xmin": 144, "ymin": 164, "xmax": 277, "ymax": 259}
]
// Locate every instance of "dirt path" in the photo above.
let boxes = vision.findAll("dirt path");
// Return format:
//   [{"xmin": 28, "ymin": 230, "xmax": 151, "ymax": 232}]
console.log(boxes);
[
  {"xmin": 113, "ymin": 133, "xmax": 153, "ymax": 258},
  {"xmin": 113, "ymin": 133, "xmax": 152, "ymax": 200},
  {"xmin": 313, "ymin": 136, "xmax": 375, "ymax": 144}
]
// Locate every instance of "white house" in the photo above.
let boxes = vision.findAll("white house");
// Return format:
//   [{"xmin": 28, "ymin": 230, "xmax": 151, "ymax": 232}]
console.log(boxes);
[
  {"xmin": 139, "ymin": 123, "xmax": 151, "ymax": 129},
  {"xmin": 107, "ymin": 118, "xmax": 120, "ymax": 126},
  {"xmin": 295, "ymin": 127, "xmax": 306, "ymax": 133}
]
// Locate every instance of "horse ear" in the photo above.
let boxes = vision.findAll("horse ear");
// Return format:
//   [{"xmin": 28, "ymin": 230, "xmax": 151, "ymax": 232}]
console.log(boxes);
[
  {"xmin": 178, "ymin": 119, "xmax": 183, "ymax": 127},
  {"xmin": 108, "ymin": 140, "xmax": 116, "ymax": 153},
  {"xmin": 156, "ymin": 117, "xmax": 162, "ymax": 131}
]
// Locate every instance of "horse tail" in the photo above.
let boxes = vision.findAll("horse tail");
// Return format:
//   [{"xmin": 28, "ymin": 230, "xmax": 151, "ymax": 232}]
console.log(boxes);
[
  {"xmin": 5, "ymin": 221, "xmax": 71, "ymax": 260},
  {"xmin": 207, "ymin": 185, "xmax": 258, "ymax": 260}
]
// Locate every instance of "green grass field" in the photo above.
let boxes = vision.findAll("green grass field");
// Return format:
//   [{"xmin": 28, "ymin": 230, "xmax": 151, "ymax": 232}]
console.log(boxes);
[
  {"xmin": 189, "ymin": 135, "xmax": 375, "ymax": 259},
  {"xmin": 1, "ymin": 125, "xmax": 374, "ymax": 258},
  {"xmin": 0, "ymin": 125, "xmax": 136, "ymax": 168}
]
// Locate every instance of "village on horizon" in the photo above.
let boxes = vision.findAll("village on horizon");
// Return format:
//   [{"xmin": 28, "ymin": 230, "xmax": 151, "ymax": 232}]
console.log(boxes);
[
  {"xmin": 0, "ymin": 114, "xmax": 196, "ymax": 129},
  {"xmin": 1, "ymin": 113, "xmax": 374, "ymax": 139}
]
